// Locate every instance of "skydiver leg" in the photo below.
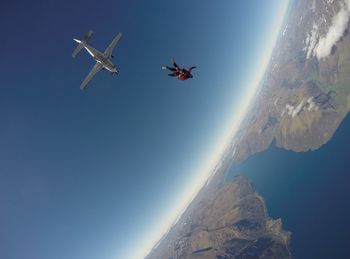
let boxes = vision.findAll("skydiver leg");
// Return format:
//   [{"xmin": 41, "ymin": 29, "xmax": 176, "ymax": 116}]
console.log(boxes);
[
  {"xmin": 171, "ymin": 58, "xmax": 179, "ymax": 68},
  {"xmin": 168, "ymin": 72, "xmax": 178, "ymax": 77}
]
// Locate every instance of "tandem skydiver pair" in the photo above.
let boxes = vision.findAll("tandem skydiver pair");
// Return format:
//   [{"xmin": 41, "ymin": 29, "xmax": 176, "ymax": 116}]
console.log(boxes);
[{"xmin": 72, "ymin": 30, "xmax": 197, "ymax": 91}]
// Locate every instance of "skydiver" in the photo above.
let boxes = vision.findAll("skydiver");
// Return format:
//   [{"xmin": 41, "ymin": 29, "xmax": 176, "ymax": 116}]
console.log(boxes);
[{"xmin": 161, "ymin": 58, "xmax": 196, "ymax": 81}]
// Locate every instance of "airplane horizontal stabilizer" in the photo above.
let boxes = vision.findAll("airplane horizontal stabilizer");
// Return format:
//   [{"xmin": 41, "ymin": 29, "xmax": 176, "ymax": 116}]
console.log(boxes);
[{"xmin": 72, "ymin": 30, "xmax": 94, "ymax": 58}]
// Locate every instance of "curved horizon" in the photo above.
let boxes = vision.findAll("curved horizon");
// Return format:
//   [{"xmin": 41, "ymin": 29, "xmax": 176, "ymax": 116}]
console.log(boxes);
[
  {"xmin": 0, "ymin": 1, "xmax": 291, "ymax": 259},
  {"xmin": 128, "ymin": 1, "xmax": 291, "ymax": 259}
]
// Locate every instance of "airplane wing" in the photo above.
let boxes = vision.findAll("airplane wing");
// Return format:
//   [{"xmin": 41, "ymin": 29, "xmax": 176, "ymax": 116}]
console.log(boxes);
[
  {"xmin": 104, "ymin": 32, "xmax": 123, "ymax": 58},
  {"xmin": 80, "ymin": 62, "xmax": 103, "ymax": 91}
]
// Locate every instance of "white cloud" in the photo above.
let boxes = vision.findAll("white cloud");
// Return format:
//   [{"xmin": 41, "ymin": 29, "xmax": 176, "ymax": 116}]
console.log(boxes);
[
  {"xmin": 307, "ymin": 97, "xmax": 320, "ymax": 112},
  {"xmin": 281, "ymin": 97, "xmax": 320, "ymax": 117},
  {"xmin": 231, "ymin": 147, "xmax": 236, "ymax": 158},
  {"xmin": 307, "ymin": 96, "xmax": 314, "ymax": 103},
  {"xmin": 308, "ymin": 101, "xmax": 316, "ymax": 111},
  {"xmin": 292, "ymin": 100, "xmax": 305, "ymax": 117},
  {"xmin": 314, "ymin": 0, "xmax": 350, "ymax": 59},
  {"xmin": 305, "ymin": 24, "xmax": 319, "ymax": 59},
  {"xmin": 284, "ymin": 104, "xmax": 295, "ymax": 116},
  {"xmin": 282, "ymin": 24, "xmax": 288, "ymax": 36},
  {"xmin": 312, "ymin": 0, "xmax": 316, "ymax": 13}
]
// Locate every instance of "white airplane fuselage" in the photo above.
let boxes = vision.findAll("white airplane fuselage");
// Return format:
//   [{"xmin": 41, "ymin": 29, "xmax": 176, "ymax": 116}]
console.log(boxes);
[
  {"xmin": 72, "ymin": 31, "xmax": 123, "ymax": 90},
  {"xmin": 80, "ymin": 42, "xmax": 117, "ymax": 73}
]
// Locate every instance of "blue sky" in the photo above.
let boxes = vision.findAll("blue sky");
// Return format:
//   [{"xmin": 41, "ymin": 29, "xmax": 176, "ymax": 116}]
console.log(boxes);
[{"xmin": 0, "ymin": 1, "xmax": 289, "ymax": 258}]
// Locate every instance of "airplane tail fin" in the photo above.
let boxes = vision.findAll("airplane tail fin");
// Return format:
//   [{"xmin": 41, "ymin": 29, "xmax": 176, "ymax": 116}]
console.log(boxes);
[{"xmin": 72, "ymin": 30, "xmax": 94, "ymax": 58}]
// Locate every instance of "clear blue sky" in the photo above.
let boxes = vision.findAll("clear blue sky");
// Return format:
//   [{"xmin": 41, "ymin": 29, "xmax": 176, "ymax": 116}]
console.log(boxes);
[{"xmin": 0, "ymin": 1, "xmax": 288, "ymax": 258}]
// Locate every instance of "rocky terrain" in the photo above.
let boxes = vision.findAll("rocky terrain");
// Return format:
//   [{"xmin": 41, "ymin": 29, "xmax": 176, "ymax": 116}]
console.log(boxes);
[
  {"xmin": 233, "ymin": 0, "xmax": 350, "ymax": 163},
  {"xmin": 146, "ymin": 1, "xmax": 350, "ymax": 258},
  {"xmin": 145, "ymin": 176, "xmax": 291, "ymax": 259}
]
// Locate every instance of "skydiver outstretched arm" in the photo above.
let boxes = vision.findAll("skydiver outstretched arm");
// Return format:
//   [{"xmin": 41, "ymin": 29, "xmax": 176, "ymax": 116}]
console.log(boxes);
[
  {"xmin": 162, "ymin": 66, "xmax": 176, "ymax": 71},
  {"xmin": 189, "ymin": 66, "xmax": 197, "ymax": 72}
]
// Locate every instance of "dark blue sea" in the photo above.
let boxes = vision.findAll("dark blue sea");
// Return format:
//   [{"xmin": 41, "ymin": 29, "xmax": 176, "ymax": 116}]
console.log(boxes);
[{"xmin": 228, "ymin": 116, "xmax": 350, "ymax": 259}]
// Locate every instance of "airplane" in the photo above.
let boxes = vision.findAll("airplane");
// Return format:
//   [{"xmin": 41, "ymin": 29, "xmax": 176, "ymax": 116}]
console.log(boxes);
[{"xmin": 72, "ymin": 30, "xmax": 123, "ymax": 91}]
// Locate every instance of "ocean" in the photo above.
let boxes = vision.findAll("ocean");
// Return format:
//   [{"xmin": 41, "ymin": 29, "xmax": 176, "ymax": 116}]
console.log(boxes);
[{"xmin": 228, "ymin": 116, "xmax": 350, "ymax": 258}]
